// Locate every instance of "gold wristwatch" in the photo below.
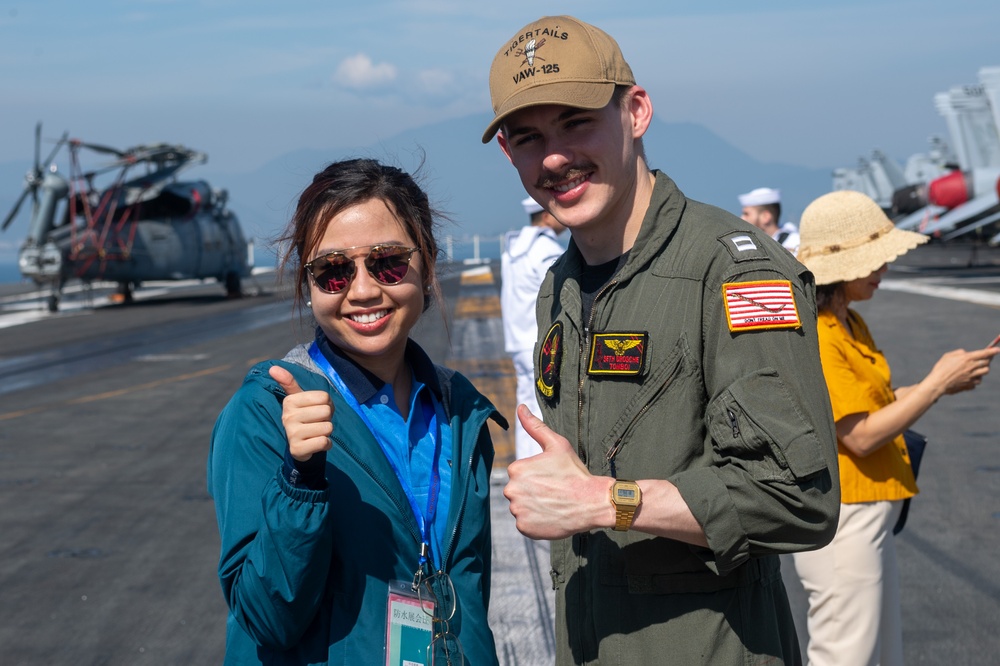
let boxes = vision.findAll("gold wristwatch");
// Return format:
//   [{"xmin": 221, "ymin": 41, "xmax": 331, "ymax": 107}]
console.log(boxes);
[{"xmin": 610, "ymin": 479, "xmax": 642, "ymax": 531}]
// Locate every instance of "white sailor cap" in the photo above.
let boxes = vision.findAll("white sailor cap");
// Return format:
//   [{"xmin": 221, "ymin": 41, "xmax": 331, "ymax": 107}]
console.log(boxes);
[
  {"xmin": 738, "ymin": 187, "xmax": 781, "ymax": 207},
  {"xmin": 521, "ymin": 196, "xmax": 544, "ymax": 216}
]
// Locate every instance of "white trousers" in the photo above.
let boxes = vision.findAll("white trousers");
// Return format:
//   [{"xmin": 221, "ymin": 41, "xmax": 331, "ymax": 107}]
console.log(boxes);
[
  {"xmin": 792, "ymin": 500, "xmax": 904, "ymax": 666},
  {"xmin": 511, "ymin": 350, "xmax": 543, "ymax": 460}
]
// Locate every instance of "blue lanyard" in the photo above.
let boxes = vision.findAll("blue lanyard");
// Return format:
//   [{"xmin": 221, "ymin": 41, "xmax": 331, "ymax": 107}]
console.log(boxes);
[{"xmin": 308, "ymin": 343, "xmax": 442, "ymax": 577}]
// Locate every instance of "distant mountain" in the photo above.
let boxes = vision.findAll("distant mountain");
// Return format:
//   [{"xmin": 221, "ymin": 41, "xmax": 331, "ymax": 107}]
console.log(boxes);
[
  {"xmin": 1, "ymin": 114, "xmax": 833, "ymax": 266},
  {"xmin": 207, "ymin": 114, "xmax": 833, "ymax": 263},
  {"xmin": 645, "ymin": 121, "xmax": 833, "ymax": 223}
]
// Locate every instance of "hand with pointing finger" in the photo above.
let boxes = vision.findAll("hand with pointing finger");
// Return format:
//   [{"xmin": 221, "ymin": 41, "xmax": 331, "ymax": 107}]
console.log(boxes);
[
  {"xmin": 503, "ymin": 404, "xmax": 613, "ymax": 540},
  {"xmin": 268, "ymin": 365, "xmax": 334, "ymax": 462}
]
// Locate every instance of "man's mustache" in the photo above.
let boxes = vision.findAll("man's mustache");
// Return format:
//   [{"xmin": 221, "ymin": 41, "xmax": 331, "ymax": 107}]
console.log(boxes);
[{"xmin": 535, "ymin": 163, "xmax": 596, "ymax": 190}]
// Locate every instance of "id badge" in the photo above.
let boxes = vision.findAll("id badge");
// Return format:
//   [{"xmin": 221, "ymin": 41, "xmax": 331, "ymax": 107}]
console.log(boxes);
[{"xmin": 385, "ymin": 579, "xmax": 433, "ymax": 666}]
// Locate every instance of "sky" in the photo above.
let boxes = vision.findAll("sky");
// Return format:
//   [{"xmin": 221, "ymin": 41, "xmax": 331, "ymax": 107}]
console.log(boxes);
[{"xmin": 1, "ymin": 0, "xmax": 998, "ymax": 176}]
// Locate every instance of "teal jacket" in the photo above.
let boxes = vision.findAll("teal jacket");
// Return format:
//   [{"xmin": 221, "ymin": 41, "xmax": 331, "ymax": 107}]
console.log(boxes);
[{"xmin": 208, "ymin": 341, "xmax": 504, "ymax": 665}]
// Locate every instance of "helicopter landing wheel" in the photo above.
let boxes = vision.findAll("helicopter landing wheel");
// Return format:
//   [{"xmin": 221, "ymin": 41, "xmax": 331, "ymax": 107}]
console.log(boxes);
[
  {"xmin": 110, "ymin": 282, "xmax": 134, "ymax": 305},
  {"xmin": 224, "ymin": 271, "xmax": 243, "ymax": 299}
]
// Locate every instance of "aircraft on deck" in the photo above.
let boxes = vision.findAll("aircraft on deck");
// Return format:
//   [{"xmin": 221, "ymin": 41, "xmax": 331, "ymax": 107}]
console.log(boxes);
[
  {"xmin": 833, "ymin": 66, "xmax": 1000, "ymax": 251},
  {"xmin": 2, "ymin": 124, "xmax": 253, "ymax": 312},
  {"xmin": 833, "ymin": 149, "xmax": 913, "ymax": 212}
]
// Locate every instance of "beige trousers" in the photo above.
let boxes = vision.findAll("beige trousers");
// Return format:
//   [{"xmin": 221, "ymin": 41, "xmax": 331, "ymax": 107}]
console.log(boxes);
[{"xmin": 792, "ymin": 500, "xmax": 905, "ymax": 666}]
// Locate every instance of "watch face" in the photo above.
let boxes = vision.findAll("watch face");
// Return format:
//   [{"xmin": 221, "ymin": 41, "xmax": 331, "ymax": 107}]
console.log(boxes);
[{"xmin": 613, "ymin": 482, "xmax": 641, "ymax": 506}]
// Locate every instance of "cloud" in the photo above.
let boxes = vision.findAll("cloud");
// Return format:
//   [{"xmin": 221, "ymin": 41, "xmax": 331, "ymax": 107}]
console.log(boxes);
[{"xmin": 333, "ymin": 53, "xmax": 398, "ymax": 90}]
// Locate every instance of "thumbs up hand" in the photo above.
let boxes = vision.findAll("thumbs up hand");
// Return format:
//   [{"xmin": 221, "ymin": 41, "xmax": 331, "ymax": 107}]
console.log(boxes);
[
  {"xmin": 503, "ymin": 404, "xmax": 612, "ymax": 540},
  {"xmin": 514, "ymin": 404, "xmax": 576, "ymax": 457},
  {"xmin": 269, "ymin": 365, "xmax": 334, "ymax": 461}
]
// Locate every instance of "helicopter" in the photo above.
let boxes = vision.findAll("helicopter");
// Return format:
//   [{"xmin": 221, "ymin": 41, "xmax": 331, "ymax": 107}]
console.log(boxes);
[{"xmin": 2, "ymin": 123, "xmax": 253, "ymax": 312}]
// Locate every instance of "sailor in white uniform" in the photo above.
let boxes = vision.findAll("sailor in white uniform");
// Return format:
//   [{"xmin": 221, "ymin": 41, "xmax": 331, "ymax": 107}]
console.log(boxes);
[
  {"xmin": 500, "ymin": 196, "xmax": 566, "ymax": 460},
  {"xmin": 739, "ymin": 187, "xmax": 800, "ymax": 256}
]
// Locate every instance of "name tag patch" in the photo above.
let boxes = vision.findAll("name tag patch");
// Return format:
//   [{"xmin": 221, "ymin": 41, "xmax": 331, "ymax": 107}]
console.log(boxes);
[
  {"xmin": 588, "ymin": 332, "xmax": 648, "ymax": 375},
  {"xmin": 723, "ymin": 280, "xmax": 801, "ymax": 332}
]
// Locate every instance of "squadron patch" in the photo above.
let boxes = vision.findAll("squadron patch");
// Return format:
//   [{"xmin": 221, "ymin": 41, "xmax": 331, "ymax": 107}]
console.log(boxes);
[
  {"xmin": 536, "ymin": 322, "xmax": 563, "ymax": 399},
  {"xmin": 588, "ymin": 332, "xmax": 648, "ymax": 376},
  {"xmin": 723, "ymin": 280, "xmax": 801, "ymax": 332}
]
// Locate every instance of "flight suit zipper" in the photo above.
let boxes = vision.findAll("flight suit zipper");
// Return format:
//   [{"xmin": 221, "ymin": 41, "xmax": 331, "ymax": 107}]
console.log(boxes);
[
  {"xmin": 727, "ymin": 409, "xmax": 741, "ymax": 439},
  {"xmin": 605, "ymin": 360, "xmax": 682, "ymax": 477},
  {"xmin": 578, "ymin": 279, "xmax": 618, "ymax": 466}
]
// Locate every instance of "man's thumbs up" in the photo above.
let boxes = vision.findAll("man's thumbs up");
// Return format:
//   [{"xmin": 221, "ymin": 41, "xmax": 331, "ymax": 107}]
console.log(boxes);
[
  {"xmin": 504, "ymin": 403, "xmax": 604, "ymax": 540},
  {"xmin": 516, "ymin": 403, "xmax": 572, "ymax": 455}
]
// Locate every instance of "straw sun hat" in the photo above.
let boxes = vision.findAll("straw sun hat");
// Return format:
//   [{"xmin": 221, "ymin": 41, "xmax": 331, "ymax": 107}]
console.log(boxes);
[{"xmin": 797, "ymin": 190, "xmax": 928, "ymax": 286}]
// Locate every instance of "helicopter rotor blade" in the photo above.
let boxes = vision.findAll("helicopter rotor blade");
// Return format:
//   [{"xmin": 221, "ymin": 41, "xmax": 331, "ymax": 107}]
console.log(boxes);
[
  {"xmin": 71, "ymin": 140, "xmax": 125, "ymax": 157},
  {"xmin": 34, "ymin": 122, "xmax": 42, "ymax": 174},
  {"xmin": 41, "ymin": 131, "xmax": 69, "ymax": 169},
  {"xmin": 82, "ymin": 162, "xmax": 129, "ymax": 179},
  {"xmin": 1, "ymin": 187, "xmax": 31, "ymax": 231}
]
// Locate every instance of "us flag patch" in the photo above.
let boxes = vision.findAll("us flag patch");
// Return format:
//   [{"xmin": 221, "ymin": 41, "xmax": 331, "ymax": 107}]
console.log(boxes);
[{"xmin": 723, "ymin": 280, "xmax": 801, "ymax": 332}]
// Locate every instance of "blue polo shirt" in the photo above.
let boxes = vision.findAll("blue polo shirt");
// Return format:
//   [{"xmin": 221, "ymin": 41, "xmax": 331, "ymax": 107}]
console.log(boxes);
[{"xmin": 282, "ymin": 332, "xmax": 454, "ymax": 571}]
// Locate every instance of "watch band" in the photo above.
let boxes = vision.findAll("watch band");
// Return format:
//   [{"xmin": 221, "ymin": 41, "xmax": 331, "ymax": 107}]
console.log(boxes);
[{"xmin": 614, "ymin": 505, "xmax": 637, "ymax": 531}]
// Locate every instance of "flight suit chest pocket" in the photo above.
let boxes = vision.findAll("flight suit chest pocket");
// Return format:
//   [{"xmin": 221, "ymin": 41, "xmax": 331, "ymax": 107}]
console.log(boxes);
[
  {"xmin": 597, "ymin": 340, "xmax": 694, "ymax": 474},
  {"xmin": 707, "ymin": 368, "xmax": 828, "ymax": 482}
]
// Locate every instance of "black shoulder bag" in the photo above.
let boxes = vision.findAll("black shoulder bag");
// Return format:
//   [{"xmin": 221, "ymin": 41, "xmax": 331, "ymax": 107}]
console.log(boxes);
[{"xmin": 893, "ymin": 429, "xmax": 928, "ymax": 535}]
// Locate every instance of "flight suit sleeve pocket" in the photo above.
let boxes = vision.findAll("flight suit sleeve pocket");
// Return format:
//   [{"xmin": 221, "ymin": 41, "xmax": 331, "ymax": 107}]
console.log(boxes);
[{"xmin": 707, "ymin": 368, "xmax": 828, "ymax": 482}]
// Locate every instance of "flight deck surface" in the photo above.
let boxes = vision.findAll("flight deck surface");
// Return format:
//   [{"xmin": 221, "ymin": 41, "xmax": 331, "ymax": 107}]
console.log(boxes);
[{"xmin": 1, "ymin": 264, "xmax": 998, "ymax": 664}]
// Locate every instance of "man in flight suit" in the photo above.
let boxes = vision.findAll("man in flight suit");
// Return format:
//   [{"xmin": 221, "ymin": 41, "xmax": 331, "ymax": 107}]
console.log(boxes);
[{"xmin": 482, "ymin": 15, "xmax": 839, "ymax": 665}]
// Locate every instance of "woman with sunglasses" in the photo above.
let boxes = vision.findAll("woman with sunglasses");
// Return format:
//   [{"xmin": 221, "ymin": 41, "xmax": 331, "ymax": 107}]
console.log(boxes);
[{"xmin": 208, "ymin": 158, "xmax": 505, "ymax": 665}]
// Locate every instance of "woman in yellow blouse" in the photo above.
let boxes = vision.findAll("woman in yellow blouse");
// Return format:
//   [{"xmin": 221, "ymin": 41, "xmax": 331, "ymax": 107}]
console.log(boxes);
[{"xmin": 792, "ymin": 190, "xmax": 999, "ymax": 666}]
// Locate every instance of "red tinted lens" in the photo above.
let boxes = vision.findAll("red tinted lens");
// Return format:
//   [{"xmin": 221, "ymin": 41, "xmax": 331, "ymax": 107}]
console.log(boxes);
[
  {"xmin": 312, "ymin": 254, "xmax": 355, "ymax": 293},
  {"xmin": 366, "ymin": 246, "xmax": 413, "ymax": 285}
]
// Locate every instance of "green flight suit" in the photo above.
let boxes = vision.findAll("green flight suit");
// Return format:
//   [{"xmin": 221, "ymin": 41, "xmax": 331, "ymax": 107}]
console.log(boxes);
[{"xmin": 533, "ymin": 172, "xmax": 839, "ymax": 665}]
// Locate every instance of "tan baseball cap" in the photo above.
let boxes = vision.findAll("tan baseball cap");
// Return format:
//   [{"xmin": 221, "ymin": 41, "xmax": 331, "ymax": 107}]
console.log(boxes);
[{"xmin": 482, "ymin": 15, "xmax": 635, "ymax": 144}]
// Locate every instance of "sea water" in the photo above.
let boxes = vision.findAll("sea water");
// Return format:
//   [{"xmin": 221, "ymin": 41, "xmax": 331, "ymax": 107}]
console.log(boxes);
[
  {"xmin": 0, "ymin": 262, "xmax": 24, "ymax": 284},
  {"xmin": 0, "ymin": 236, "xmax": 509, "ymax": 285}
]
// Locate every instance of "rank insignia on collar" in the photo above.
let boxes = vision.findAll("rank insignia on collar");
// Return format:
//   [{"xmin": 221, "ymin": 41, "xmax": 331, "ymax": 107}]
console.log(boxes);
[
  {"xmin": 723, "ymin": 280, "xmax": 801, "ymax": 332},
  {"xmin": 730, "ymin": 235, "xmax": 757, "ymax": 252},
  {"xmin": 587, "ymin": 332, "xmax": 648, "ymax": 376},
  {"xmin": 719, "ymin": 231, "xmax": 769, "ymax": 262},
  {"xmin": 536, "ymin": 321, "xmax": 562, "ymax": 399}
]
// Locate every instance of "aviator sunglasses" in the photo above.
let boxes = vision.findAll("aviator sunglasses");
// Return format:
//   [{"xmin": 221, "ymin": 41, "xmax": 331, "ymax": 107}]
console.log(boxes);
[{"xmin": 304, "ymin": 244, "xmax": 418, "ymax": 294}]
